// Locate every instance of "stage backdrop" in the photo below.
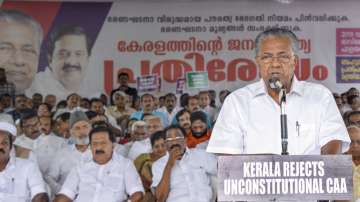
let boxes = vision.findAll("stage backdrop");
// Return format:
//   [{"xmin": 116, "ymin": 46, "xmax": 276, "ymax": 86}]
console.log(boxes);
[{"xmin": 1, "ymin": 0, "xmax": 360, "ymax": 99}]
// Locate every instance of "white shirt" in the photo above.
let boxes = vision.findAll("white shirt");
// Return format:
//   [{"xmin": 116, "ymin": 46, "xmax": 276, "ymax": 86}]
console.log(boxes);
[
  {"xmin": 32, "ymin": 133, "xmax": 66, "ymax": 175},
  {"xmin": 0, "ymin": 157, "xmax": 46, "ymax": 202},
  {"xmin": 207, "ymin": 77, "xmax": 350, "ymax": 155},
  {"xmin": 151, "ymin": 148, "xmax": 217, "ymax": 202},
  {"xmin": 45, "ymin": 144, "xmax": 92, "ymax": 194},
  {"xmin": 59, "ymin": 153, "xmax": 144, "ymax": 202},
  {"xmin": 26, "ymin": 67, "xmax": 90, "ymax": 100},
  {"xmin": 127, "ymin": 138, "xmax": 152, "ymax": 161},
  {"xmin": 156, "ymin": 106, "xmax": 181, "ymax": 126}
]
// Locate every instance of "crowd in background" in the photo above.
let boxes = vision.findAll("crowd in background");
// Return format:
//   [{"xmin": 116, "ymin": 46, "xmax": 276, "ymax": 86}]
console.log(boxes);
[{"xmin": 0, "ymin": 70, "xmax": 359, "ymax": 202}]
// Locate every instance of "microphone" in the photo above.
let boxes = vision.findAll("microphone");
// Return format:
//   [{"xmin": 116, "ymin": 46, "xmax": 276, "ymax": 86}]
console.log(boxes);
[
  {"xmin": 268, "ymin": 77, "xmax": 283, "ymax": 90},
  {"xmin": 269, "ymin": 76, "xmax": 289, "ymax": 155}
]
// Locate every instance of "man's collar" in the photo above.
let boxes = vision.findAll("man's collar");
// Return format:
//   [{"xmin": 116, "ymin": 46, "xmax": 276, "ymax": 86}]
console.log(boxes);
[{"xmin": 253, "ymin": 76, "xmax": 304, "ymax": 97}]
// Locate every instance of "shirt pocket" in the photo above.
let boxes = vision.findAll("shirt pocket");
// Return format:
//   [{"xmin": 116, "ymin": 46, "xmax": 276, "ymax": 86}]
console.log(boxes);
[
  {"xmin": 297, "ymin": 122, "xmax": 316, "ymax": 154},
  {"xmin": 78, "ymin": 173, "xmax": 97, "ymax": 195},
  {"xmin": 188, "ymin": 166, "xmax": 209, "ymax": 187},
  {"xmin": 103, "ymin": 175, "xmax": 125, "ymax": 201}
]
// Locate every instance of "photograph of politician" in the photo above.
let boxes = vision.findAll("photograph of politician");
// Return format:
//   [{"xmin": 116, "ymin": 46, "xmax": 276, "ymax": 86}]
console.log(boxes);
[
  {"xmin": 0, "ymin": 9, "xmax": 43, "ymax": 94},
  {"xmin": 27, "ymin": 25, "xmax": 92, "ymax": 100}
]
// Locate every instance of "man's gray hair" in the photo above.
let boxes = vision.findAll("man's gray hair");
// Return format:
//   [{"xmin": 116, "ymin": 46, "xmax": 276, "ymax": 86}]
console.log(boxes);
[
  {"xmin": 254, "ymin": 28, "xmax": 299, "ymax": 56},
  {"xmin": 0, "ymin": 9, "xmax": 43, "ymax": 51}
]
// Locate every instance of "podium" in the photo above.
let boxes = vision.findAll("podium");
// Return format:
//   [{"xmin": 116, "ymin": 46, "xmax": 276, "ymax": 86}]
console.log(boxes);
[{"xmin": 217, "ymin": 155, "xmax": 353, "ymax": 201}]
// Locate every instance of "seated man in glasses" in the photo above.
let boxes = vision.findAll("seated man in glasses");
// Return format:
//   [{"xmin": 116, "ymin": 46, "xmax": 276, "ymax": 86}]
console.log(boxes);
[{"xmin": 151, "ymin": 125, "xmax": 217, "ymax": 202}]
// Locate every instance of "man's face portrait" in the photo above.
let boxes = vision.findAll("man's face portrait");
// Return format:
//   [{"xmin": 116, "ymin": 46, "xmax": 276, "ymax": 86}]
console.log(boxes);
[
  {"xmin": 90, "ymin": 131, "xmax": 113, "ymax": 165},
  {"xmin": 165, "ymin": 96, "xmax": 176, "ymax": 112},
  {"xmin": 49, "ymin": 34, "xmax": 89, "ymax": 92},
  {"xmin": 256, "ymin": 36, "xmax": 298, "ymax": 90},
  {"xmin": 165, "ymin": 128, "xmax": 185, "ymax": 155},
  {"xmin": 0, "ymin": 21, "xmax": 39, "ymax": 93},
  {"xmin": 22, "ymin": 116, "xmax": 41, "ymax": 140},
  {"xmin": 118, "ymin": 74, "xmax": 129, "ymax": 87},
  {"xmin": 142, "ymin": 95, "xmax": 155, "ymax": 113},
  {"xmin": 178, "ymin": 112, "xmax": 191, "ymax": 132}
]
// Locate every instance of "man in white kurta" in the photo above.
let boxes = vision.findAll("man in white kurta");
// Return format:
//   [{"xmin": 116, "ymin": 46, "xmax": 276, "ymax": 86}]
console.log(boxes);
[
  {"xmin": 207, "ymin": 28, "xmax": 350, "ymax": 155},
  {"xmin": 55, "ymin": 125, "xmax": 144, "ymax": 202},
  {"xmin": 0, "ymin": 121, "xmax": 48, "ymax": 202}
]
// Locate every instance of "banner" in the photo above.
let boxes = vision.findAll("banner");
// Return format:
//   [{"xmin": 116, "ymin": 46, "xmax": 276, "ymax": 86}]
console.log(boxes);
[
  {"xmin": 218, "ymin": 155, "xmax": 353, "ymax": 201},
  {"xmin": 1, "ymin": 0, "xmax": 360, "ymax": 100},
  {"xmin": 186, "ymin": 71, "xmax": 209, "ymax": 90},
  {"xmin": 137, "ymin": 74, "xmax": 160, "ymax": 93}
]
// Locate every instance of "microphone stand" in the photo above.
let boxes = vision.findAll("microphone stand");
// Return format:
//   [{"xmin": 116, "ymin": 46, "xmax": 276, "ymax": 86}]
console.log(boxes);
[{"xmin": 279, "ymin": 88, "xmax": 289, "ymax": 155}]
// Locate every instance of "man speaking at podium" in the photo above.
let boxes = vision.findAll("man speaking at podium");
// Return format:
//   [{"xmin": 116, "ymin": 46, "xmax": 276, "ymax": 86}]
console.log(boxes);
[{"xmin": 207, "ymin": 28, "xmax": 350, "ymax": 155}]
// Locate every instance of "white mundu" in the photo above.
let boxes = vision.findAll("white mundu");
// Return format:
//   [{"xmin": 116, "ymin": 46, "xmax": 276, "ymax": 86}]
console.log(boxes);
[{"xmin": 207, "ymin": 77, "xmax": 350, "ymax": 155}]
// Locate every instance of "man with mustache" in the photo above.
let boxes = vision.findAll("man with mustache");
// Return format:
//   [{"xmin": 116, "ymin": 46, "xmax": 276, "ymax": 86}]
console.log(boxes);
[
  {"xmin": 54, "ymin": 125, "xmax": 144, "ymax": 202},
  {"xmin": 26, "ymin": 25, "xmax": 92, "ymax": 100},
  {"xmin": 0, "ymin": 121, "xmax": 49, "ymax": 202},
  {"xmin": 152, "ymin": 125, "xmax": 217, "ymax": 202},
  {"xmin": 7, "ymin": 94, "xmax": 28, "ymax": 121},
  {"xmin": 207, "ymin": 28, "xmax": 350, "ymax": 155},
  {"xmin": 130, "ymin": 94, "xmax": 168, "ymax": 127},
  {"xmin": 175, "ymin": 109, "xmax": 191, "ymax": 134},
  {"xmin": 45, "ymin": 110, "xmax": 92, "ymax": 196},
  {"xmin": 15, "ymin": 109, "xmax": 63, "ymax": 176},
  {"xmin": 156, "ymin": 93, "xmax": 180, "ymax": 126},
  {"xmin": 0, "ymin": 9, "xmax": 43, "ymax": 94}
]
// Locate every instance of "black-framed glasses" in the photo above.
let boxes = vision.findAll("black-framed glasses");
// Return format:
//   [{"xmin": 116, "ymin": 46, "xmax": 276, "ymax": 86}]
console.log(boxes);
[
  {"xmin": 258, "ymin": 54, "xmax": 293, "ymax": 64},
  {"xmin": 92, "ymin": 121, "xmax": 109, "ymax": 129}
]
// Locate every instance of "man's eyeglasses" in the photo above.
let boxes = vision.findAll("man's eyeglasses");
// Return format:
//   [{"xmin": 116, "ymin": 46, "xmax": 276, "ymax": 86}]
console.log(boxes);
[
  {"xmin": 92, "ymin": 121, "xmax": 109, "ymax": 129},
  {"xmin": 165, "ymin": 136, "xmax": 184, "ymax": 142},
  {"xmin": 23, "ymin": 121, "xmax": 40, "ymax": 129},
  {"xmin": 258, "ymin": 54, "xmax": 293, "ymax": 64},
  {"xmin": 349, "ymin": 120, "xmax": 360, "ymax": 127}
]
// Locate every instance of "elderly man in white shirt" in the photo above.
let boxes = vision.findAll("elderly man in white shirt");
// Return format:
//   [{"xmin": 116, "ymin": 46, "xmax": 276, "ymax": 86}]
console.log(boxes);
[
  {"xmin": 54, "ymin": 124, "xmax": 144, "ymax": 202},
  {"xmin": 0, "ymin": 121, "xmax": 48, "ymax": 202},
  {"xmin": 152, "ymin": 125, "xmax": 217, "ymax": 202},
  {"xmin": 207, "ymin": 28, "xmax": 350, "ymax": 155},
  {"xmin": 45, "ymin": 110, "xmax": 92, "ymax": 196},
  {"xmin": 127, "ymin": 120, "xmax": 150, "ymax": 160}
]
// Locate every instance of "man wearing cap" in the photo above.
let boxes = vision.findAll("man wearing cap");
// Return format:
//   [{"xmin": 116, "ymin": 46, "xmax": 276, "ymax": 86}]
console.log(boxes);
[
  {"xmin": 0, "ymin": 121, "xmax": 49, "ymax": 201},
  {"xmin": 152, "ymin": 125, "xmax": 217, "ymax": 202},
  {"xmin": 187, "ymin": 111, "xmax": 212, "ymax": 150},
  {"xmin": 45, "ymin": 110, "xmax": 92, "ymax": 195},
  {"xmin": 54, "ymin": 125, "xmax": 144, "ymax": 202}
]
